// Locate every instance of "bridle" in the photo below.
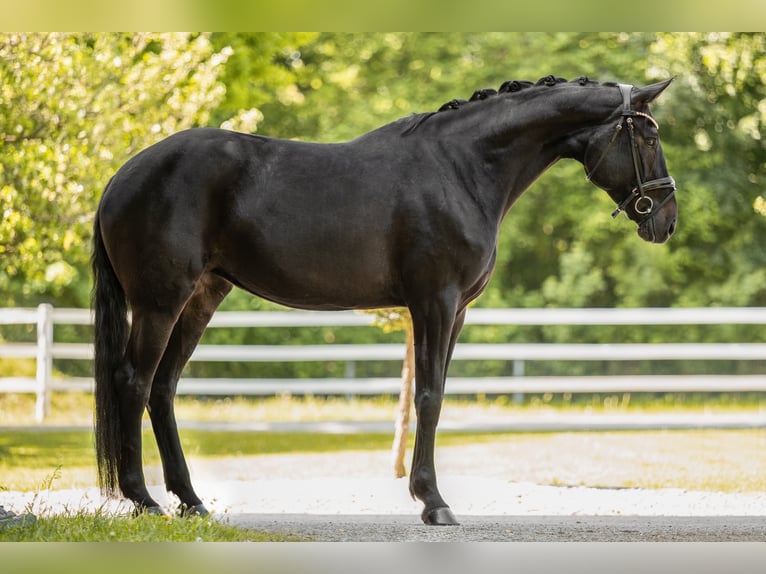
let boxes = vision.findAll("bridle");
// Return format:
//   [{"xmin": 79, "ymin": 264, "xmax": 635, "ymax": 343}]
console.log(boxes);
[{"xmin": 585, "ymin": 83, "xmax": 676, "ymax": 224}]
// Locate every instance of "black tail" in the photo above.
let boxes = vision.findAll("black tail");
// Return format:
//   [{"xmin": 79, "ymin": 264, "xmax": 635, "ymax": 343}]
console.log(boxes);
[{"xmin": 92, "ymin": 203, "xmax": 129, "ymax": 495}]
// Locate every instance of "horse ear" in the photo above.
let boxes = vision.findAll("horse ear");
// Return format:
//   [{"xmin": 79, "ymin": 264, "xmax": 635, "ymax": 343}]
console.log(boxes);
[{"xmin": 633, "ymin": 78, "xmax": 674, "ymax": 105}]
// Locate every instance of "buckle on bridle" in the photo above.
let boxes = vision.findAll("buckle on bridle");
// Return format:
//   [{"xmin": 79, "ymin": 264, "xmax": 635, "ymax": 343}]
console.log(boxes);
[
  {"xmin": 611, "ymin": 189, "xmax": 637, "ymax": 218},
  {"xmin": 634, "ymin": 195, "xmax": 654, "ymax": 215},
  {"xmin": 611, "ymin": 177, "xmax": 676, "ymax": 220}
]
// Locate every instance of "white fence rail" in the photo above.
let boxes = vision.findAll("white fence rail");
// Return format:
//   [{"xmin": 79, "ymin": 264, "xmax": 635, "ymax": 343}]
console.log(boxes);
[{"xmin": 2, "ymin": 305, "xmax": 766, "ymax": 422}]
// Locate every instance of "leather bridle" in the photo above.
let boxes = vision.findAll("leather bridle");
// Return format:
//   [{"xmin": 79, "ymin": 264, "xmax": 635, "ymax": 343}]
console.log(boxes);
[{"xmin": 585, "ymin": 83, "xmax": 676, "ymax": 224}]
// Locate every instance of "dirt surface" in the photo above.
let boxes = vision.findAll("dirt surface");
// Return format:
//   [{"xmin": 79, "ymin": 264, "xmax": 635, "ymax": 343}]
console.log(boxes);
[
  {"xmin": 5, "ymin": 441, "xmax": 766, "ymax": 541},
  {"xmin": 194, "ymin": 446, "xmax": 766, "ymax": 541}
]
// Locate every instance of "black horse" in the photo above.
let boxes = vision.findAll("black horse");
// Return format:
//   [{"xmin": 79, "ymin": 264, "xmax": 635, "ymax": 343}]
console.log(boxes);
[{"xmin": 92, "ymin": 76, "xmax": 676, "ymax": 525}]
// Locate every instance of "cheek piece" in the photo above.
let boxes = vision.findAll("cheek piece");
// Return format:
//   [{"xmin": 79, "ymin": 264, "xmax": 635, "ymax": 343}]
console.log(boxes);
[{"xmin": 585, "ymin": 83, "xmax": 676, "ymax": 223}]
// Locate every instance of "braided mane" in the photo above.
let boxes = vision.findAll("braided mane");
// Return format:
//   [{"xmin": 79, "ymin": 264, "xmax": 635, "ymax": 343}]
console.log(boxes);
[{"xmin": 402, "ymin": 76, "xmax": 616, "ymax": 135}]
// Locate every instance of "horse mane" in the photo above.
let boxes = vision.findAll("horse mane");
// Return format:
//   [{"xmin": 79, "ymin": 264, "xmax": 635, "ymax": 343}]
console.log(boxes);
[{"xmin": 401, "ymin": 75, "xmax": 617, "ymax": 135}]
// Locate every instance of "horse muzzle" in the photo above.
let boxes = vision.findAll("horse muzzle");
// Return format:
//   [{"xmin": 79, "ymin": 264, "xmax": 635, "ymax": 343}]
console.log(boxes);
[
  {"xmin": 638, "ymin": 212, "xmax": 676, "ymax": 244},
  {"xmin": 633, "ymin": 177, "xmax": 677, "ymax": 244}
]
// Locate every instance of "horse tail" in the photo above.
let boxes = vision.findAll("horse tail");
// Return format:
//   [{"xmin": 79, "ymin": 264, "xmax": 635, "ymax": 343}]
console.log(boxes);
[{"xmin": 91, "ymin": 195, "xmax": 128, "ymax": 495}]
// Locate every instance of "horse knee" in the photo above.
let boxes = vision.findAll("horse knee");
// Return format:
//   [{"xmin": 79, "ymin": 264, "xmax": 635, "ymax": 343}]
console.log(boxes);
[
  {"xmin": 114, "ymin": 361, "xmax": 134, "ymax": 389},
  {"xmin": 414, "ymin": 390, "xmax": 443, "ymax": 427},
  {"xmin": 114, "ymin": 362, "xmax": 152, "ymax": 409}
]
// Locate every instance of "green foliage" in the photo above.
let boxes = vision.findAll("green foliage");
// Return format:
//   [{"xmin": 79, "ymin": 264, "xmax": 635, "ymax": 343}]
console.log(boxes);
[
  {"xmin": 0, "ymin": 33, "xmax": 230, "ymax": 306},
  {"xmin": 541, "ymin": 245, "xmax": 607, "ymax": 307},
  {"xmin": 215, "ymin": 32, "xmax": 651, "ymax": 143},
  {"xmin": 209, "ymin": 32, "xmax": 319, "ymax": 132},
  {"xmin": 641, "ymin": 33, "xmax": 766, "ymax": 307},
  {"xmin": 4, "ymin": 33, "xmax": 766, "ymax": 378},
  {"xmin": 366, "ymin": 308, "xmax": 411, "ymax": 334}
]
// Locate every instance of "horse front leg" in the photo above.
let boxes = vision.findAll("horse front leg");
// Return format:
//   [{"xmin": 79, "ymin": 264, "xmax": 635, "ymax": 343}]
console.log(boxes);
[{"xmin": 408, "ymin": 295, "xmax": 461, "ymax": 525}]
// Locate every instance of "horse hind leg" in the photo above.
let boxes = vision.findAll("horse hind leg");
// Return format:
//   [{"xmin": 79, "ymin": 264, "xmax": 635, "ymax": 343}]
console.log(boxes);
[
  {"xmin": 114, "ymin": 303, "xmax": 190, "ymax": 514},
  {"xmin": 146, "ymin": 273, "xmax": 232, "ymax": 516}
]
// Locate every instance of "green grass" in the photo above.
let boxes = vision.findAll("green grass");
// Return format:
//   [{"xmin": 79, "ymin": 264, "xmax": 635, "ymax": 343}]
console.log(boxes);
[
  {"xmin": 0, "ymin": 426, "xmax": 513, "ymax": 490},
  {"xmin": 3, "ymin": 391, "xmax": 765, "ymax": 427},
  {"xmin": 0, "ymin": 428, "xmax": 403, "ymax": 476},
  {"xmin": 0, "ymin": 511, "xmax": 299, "ymax": 542},
  {"xmin": 2, "ymin": 428, "xmax": 398, "ymax": 472}
]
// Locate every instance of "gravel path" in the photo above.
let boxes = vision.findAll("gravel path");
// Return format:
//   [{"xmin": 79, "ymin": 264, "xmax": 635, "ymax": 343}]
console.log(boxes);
[{"xmin": 222, "ymin": 514, "xmax": 766, "ymax": 542}]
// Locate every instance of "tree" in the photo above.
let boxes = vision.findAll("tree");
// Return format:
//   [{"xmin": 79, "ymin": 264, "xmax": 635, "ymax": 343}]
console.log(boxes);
[
  {"xmin": 208, "ymin": 32, "xmax": 318, "ymax": 133},
  {"xmin": 0, "ymin": 33, "xmax": 231, "ymax": 306},
  {"xmin": 215, "ymin": 33, "xmax": 651, "ymax": 143},
  {"xmin": 7, "ymin": 32, "xmax": 765, "ymax": 385},
  {"xmin": 640, "ymin": 33, "xmax": 766, "ymax": 307}
]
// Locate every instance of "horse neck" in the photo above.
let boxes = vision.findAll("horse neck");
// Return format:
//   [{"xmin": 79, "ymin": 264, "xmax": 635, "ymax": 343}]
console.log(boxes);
[{"xmin": 429, "ymin": 87, "xmax": 619, "ymax": 222}]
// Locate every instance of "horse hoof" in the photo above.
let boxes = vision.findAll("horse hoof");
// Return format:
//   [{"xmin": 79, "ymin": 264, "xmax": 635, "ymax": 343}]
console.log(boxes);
[
  {"xmin": 421, "ymin": 506, "xmax": 459, "ymax": 526},
  {"xmin": 178, "ymin": 504, "xmax": 209, "ymax": 517}
]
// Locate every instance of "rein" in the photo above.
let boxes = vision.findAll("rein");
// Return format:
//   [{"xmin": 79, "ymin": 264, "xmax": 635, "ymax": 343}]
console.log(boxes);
[{"xmin": 585, "ymin": 83, "xmax": 676, "ymax": 223}]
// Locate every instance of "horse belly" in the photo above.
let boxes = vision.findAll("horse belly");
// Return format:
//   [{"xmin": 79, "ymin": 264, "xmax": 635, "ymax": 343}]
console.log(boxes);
[{"xmin": 216, "ymin": 217, "xmax": 402, "ymax": 310}]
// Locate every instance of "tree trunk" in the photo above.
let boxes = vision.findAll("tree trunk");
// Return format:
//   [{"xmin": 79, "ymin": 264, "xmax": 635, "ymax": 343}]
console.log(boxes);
[{"xmin": 392, "ymin": 324, "xmax": 415, "ymax": 478}]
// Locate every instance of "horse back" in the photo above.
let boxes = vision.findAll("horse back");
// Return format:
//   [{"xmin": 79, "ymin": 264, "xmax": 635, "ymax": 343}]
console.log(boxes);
[{"xmin": 98, "ymin": 128, "xmax": 498, "ymax": 310}]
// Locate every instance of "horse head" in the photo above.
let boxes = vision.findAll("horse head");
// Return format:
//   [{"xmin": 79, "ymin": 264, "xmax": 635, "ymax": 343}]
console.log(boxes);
[{"xmin": 584, "ymin": 79, "xmax": 677, "ymax": 244}]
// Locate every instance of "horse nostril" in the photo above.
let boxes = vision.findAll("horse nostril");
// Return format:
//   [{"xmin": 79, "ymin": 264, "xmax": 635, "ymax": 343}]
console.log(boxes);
[{"xmin": 668, "ymin": 219, "xmax": 676, "ymax": 237}]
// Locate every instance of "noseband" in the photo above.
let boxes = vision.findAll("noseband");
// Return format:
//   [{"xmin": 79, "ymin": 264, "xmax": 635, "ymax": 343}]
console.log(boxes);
[{"xmin": 585, "ymin": 84, "xmax": 676, "ymax": 223}]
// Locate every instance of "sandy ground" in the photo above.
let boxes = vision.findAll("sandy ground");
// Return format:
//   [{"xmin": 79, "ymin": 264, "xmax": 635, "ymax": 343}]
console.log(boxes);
[
  {"xmin": 5, "ymin": 444, "xmax": 766, "ymax": 520},
  {"xmin": 5, "ymin": 440, "xmax": 766, "ymax": 541}
]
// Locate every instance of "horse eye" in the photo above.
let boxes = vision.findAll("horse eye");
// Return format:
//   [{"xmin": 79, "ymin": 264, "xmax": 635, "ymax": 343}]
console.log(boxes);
[{"xmin": 646, "ymin": 137, "xmax": 657, "ymax": 147}]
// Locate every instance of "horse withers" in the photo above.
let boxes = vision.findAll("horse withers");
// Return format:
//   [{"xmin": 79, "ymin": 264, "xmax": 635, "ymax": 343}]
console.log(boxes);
[{"xmin": 92, "ymin": 76, "xmax": 676, "ymax": 525}]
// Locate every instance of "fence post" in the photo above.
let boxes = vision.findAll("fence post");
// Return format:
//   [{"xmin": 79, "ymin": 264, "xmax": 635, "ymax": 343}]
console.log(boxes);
[
  {"xmin": 35, "ymin": 303, "xmax": 54, "ymax": 422},
  {"xmin": 512, "ymin": 358, "xmax": 525, "ymax": 405},
  {"xmin": 344, "ymin": 360, "xmax": 356, "ymax": 400}
]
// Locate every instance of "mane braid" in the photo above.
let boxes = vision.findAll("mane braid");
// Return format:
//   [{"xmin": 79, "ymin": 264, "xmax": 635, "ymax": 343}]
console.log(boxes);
[{"xmin": 401, "ymin": 76, "xmax": 614, "ymax": 135}]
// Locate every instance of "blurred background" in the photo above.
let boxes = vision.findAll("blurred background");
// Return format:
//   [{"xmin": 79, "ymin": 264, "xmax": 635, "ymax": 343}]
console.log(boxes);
[{"xmin": 1, "ymin": 32, "xmax": 765, "ymax": 412}]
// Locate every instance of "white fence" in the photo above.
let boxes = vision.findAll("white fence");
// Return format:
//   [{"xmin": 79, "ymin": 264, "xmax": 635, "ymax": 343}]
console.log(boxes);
[{"xmin": 2, "ymin": 305, "xmax": 766, "ymax": 422}]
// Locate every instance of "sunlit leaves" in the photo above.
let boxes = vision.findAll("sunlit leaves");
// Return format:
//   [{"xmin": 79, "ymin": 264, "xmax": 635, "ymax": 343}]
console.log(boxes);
[
  {"xmin": 2, "ymin": 32, "xmax": 766, "ymax": 315},
  {"xmin": 0, "ymin": 33, "xmax": 230, "ymax": 304}
]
